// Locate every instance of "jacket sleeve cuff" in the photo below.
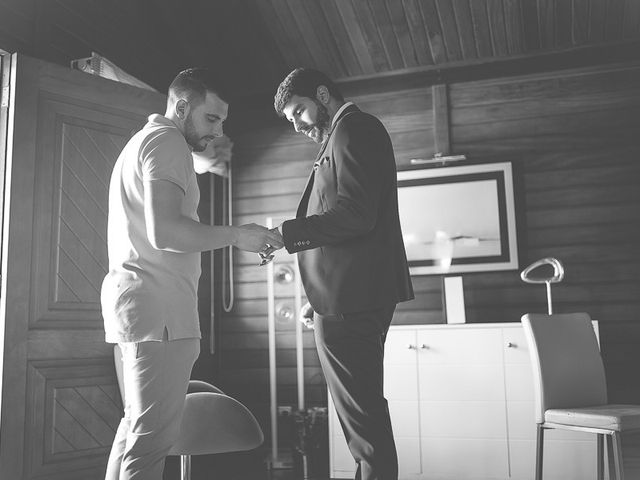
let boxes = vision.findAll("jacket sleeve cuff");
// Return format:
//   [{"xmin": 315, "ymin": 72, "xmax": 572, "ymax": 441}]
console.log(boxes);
[{"xmin": 281, "ymin": 219, "xmax": 294, "ymax": 253}]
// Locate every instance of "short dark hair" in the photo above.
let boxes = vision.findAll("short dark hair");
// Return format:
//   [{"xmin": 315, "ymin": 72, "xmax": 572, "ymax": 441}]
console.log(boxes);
[
  {"xmin": 274, "ymin": 68, "xmax": 344, "ymax": 116},
  {"xmin": 168, "ymin": 68, "xmax": 229, "ymax": 105}
]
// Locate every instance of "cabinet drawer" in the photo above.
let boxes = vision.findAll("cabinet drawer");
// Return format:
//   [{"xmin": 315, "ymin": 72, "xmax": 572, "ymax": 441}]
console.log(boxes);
[
  {"xmin": 420, "ymin": 400, "xmax": 507, "ymax": 439},
  {"xmin": 385, "ymin": 329, "xmax": 419, "ymax": 365},
  {"xmin": 422, "ymin": 438, "xmax": 509, "ymax": 479},
  {"xmin": 419, "ymin": 363, "xmax": 506, "ymax": 401},
  {"xmin": 503, "ymin": 328, "xmax": 531, "ymax": 365},
  {"xmin": 389, "ymin": 401, "xmax": 420, "ymax": 439},
  {"xmin": 505, "ymin": 363, "xmax": 534, "ymax": 402},
  {"xmin": 384, "ymin": 363, "xmax": 418, "ymax": 400},
  {"xmin": 417, "ymin": 328, "xmax": 503, "ymax": 364}
]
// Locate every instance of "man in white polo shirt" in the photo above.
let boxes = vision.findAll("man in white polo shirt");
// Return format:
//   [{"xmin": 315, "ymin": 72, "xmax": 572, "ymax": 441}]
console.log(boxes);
[{"xmin": 102, "ymin": 68, "xmax": 282, "ymax": 480}]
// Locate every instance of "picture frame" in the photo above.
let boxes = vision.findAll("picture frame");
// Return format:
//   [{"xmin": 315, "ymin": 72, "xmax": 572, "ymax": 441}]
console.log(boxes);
[{"xmin": 397, "ymin": 162, "xmax": 518, "ymax": 275}]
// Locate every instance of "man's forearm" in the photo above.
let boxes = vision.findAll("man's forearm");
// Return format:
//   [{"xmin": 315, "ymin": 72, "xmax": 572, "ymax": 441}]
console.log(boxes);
[{"xmin": 147, "ymin": 216, "xmax": 238, "ymax": 253}]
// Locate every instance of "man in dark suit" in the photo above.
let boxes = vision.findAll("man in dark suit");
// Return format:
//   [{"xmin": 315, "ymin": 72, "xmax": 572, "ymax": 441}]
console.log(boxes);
[{"xmin": 273, "ymin": 68, "xmax": 414, "ymax": 480}]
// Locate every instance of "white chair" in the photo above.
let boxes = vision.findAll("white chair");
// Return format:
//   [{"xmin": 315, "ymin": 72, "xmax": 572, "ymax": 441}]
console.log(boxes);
[
  {"xmin": 113, "ymin": 345, "xmax": 264, "ymax": 480},
  {"xmin": 521, "ymin": 312, "xmax": 640, "ymax": 480}
]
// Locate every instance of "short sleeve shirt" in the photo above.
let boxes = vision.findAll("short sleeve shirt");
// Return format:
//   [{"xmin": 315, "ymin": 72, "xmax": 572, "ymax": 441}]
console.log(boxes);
[{"xmin": 101, "ymin": 114, "xmax": 202, "ymax": 343}]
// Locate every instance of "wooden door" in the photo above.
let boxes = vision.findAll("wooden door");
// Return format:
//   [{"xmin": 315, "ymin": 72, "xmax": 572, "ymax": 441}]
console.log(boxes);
[{"xmin": 0, "ymin": 53, "xmax": 165, "ymax": 479}]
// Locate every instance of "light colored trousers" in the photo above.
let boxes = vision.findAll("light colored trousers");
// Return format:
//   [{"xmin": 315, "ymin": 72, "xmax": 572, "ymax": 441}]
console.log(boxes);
[{"xmin": 105, "ymin": 337, "xmax": 200, "ymax": 480}]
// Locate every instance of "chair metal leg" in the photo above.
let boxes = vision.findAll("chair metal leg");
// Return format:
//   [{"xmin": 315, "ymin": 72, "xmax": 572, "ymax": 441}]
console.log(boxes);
[
  {"xmin": 597, "ymin": 434, "xmax": 605, "ymax": 480},
  {"xmin": 607, "ymin": 434, "xmax": 616, "ymax": 480},
  {"xmin": 612, "ymin": 432, "xmax": 624, "ymax": 480},
  {"xmin": 181, "ymin": 454, "xmax": 192, "ymax": 480},
  {"xmin": 535, "ymin": 424, "xmax": 544, "ymax": 480}
]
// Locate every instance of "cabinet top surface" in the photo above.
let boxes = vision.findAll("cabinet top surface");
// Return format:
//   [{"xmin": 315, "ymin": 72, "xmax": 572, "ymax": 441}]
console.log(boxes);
[
  {"xmin": 390, "ymin": 321, "xmax": 598, "ymax": 331},
  {"xmin": 390, "ymin": 322, "xmax": 524, "ymax": 330}
]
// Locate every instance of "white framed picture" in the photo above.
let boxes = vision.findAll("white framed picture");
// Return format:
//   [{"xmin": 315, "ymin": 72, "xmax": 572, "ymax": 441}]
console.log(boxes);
[{"xmin": 397, "ymin": 162, "xmax": 518, "ymax": 275}]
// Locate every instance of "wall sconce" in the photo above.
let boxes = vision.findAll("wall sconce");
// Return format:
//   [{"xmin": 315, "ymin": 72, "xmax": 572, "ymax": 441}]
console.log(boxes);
[
  {"xmin": 275, "ymin": 264, "xmax": 295, "ymax": 284},
  {"xmin": 275, "ymin": 302, "xmax": 294, "ymax": 323}
]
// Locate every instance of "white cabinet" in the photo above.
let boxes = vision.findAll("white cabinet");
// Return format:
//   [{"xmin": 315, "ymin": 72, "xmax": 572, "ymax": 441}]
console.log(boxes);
[{"xmin": 329, "ymin": 323, "xmax": 598, "ymax": 480}]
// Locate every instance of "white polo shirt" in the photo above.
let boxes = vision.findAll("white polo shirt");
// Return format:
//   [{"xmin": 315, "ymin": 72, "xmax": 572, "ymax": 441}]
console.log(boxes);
[{"xmin": 101, "ymin": 114, "xmax": 202, "ymax": 343}]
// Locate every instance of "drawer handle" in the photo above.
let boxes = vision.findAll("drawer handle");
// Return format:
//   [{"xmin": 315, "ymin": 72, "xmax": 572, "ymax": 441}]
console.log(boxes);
[
  {"xmin": 420, "ymin": 344, "xmax": 429, "ymax": 349},
  {"xmin": 407, "ymin": 344, "xmax": 416, "ymax": 350},
  {"xmin": 506, "ymin": 342, "xmax": 516, "ymax": 348}
]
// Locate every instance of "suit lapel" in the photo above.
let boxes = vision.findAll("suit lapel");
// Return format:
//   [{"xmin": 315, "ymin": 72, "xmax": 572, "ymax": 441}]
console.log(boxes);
[
  {"xmin": 296, "ymin": 104, "xmax": 361, "ymax": 218},
  {"xmin": 296, "ymin": 170, "xmax": 315, "ymax": 218},
  {"xmin": 314, "ymin": 139, "xmax": 329, "ymax": 164},
  {"xmin": 316, "ymin": 104, "xmax": 359, "ymax": 160}
]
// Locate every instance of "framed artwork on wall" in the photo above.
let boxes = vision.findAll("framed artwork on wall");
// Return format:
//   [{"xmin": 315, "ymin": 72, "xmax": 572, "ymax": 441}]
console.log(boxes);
[{"xmin": 397, "ymin": 162, "xmax": 518, "ymax": 275}]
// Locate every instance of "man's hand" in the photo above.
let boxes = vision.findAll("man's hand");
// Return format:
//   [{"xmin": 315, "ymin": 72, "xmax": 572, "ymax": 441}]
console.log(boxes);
[
  {"xmin": 299, "ymin": 302, "xmax": 315, "ymax": 329},
  {"xmin": 192, "ymin": 135, "xmax": 232, "ymax": 176},
  {"xmin": 234, "ymin": 224, "xmax": 284, "ymax": 253},
  {"xmin": 273, "ymin": 224, "xmax": 284, "ymax": 242}
]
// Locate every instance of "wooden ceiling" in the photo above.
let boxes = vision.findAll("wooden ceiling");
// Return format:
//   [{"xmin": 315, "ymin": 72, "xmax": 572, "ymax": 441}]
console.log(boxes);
[
  {"xmin": 149, "ymin": 0, "xmax": 640, "ymax": 96},
  {"xmin": 5, "ymin": 0, "xmax": 637, "ymax": 98},
  {"xmin": 252, "ymin": 0, "xmax": 640, "ymax": 78}
]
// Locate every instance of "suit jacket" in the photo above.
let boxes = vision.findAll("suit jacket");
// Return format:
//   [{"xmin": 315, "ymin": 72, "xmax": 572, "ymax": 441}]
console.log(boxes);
[{"xmin": 282, "ymin": 104, "xmax": 414, "ymax": 315}]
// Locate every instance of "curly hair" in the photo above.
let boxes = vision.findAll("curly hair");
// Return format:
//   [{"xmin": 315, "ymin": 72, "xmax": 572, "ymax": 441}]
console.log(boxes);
[
  {"xmin": 168, "ymin": 68, "xmax": 230, "ymax": 106},
  {"xmin": 274, "ymin": 68, "xmax": 344, "ymax": 116}
]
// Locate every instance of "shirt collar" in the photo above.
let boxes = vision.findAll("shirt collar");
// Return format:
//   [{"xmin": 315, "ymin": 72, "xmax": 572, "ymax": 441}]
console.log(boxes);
[
  {"xmin": 331, "ymin": 102, "xmax": 354, "ymax": 127},
  {"xmin": 147, "ymin": 113, "xmax": 178, "ymax": 128},
  {"xmin": 146, "ymin": 114, "xmax": 194, "ymax": 151}
]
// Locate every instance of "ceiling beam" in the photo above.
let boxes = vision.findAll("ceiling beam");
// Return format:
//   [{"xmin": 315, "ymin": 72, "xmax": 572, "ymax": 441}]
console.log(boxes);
[
  {"xmin": 228, "ymin": 40, "xmax": 640, "ymax": 120},
  {"xmin": 338, "ymin": 40, "xmax": 640, "ymax": 97}
]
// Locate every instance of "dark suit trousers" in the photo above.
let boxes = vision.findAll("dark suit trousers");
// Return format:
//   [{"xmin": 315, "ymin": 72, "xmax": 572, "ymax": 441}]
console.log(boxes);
[{"xmin": 314, "ymin": 306, "xmax": 398, "ymax": 480}]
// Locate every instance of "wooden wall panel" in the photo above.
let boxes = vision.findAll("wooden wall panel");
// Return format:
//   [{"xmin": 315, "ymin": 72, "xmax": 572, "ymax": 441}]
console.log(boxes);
[
  {"xmin": 226, "ymin": 62, "xmax": 640, "ymax": 438},
  {"xmin": 448, "ymin": 62, "xmax": 640, "ymax": 403}
]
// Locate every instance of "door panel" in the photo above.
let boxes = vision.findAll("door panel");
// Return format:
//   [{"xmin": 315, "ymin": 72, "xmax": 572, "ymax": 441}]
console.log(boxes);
[
  {"xmin": 32, "ymin": 95, "xmax": 129, "ymax": 325},
  {"xmin": 0, "ymin": 53, "xmax": 165, "ymax": 479}
]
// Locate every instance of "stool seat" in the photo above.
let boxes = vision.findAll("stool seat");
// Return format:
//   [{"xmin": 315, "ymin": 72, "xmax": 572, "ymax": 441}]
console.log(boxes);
[
  {"xmin": 545, "ymin": 405, "xmax": 640, "ymax": 431},
  {"xmin": 169, "ymin": 392, "xmax": 263, "ymax": 455}
]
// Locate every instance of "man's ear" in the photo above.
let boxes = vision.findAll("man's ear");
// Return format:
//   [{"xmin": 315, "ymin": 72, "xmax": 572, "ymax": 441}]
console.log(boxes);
[
  {"xmin": 316, "ymin": 85, "xmax": 330, "ymax": 105},
  {"xmin": 175, "ymin": 99, "xmax": 190, "ymax": 120}
]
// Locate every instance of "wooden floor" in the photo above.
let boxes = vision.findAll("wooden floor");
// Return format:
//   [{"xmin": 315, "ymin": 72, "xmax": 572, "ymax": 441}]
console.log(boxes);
[
  {"xmin": 159, "ymin": 436, "xmax": 640, "ymax": 480},
  {"xmin": 268, "ymin": 470, "xmax": 330, "ymax": 480},
  {"xmin": 162, "ymin": 449, "xmax": 332, "ymax": 480}
]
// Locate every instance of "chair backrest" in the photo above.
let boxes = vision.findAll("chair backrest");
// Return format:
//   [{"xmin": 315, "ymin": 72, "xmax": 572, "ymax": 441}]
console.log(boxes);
[{"xmin": 521, "ymin": 312, "xmax": 608, "ymax": 423}]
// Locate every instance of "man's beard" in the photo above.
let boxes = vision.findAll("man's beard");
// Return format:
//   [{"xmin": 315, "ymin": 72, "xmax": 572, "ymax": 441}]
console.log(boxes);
[
  {"xmin": 301, "ymin": 101, "xmax": 331, "ymax": 143},
  {"xmin": 184, "ymin": 115, "xmax": 212, "ymax": 152}
]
